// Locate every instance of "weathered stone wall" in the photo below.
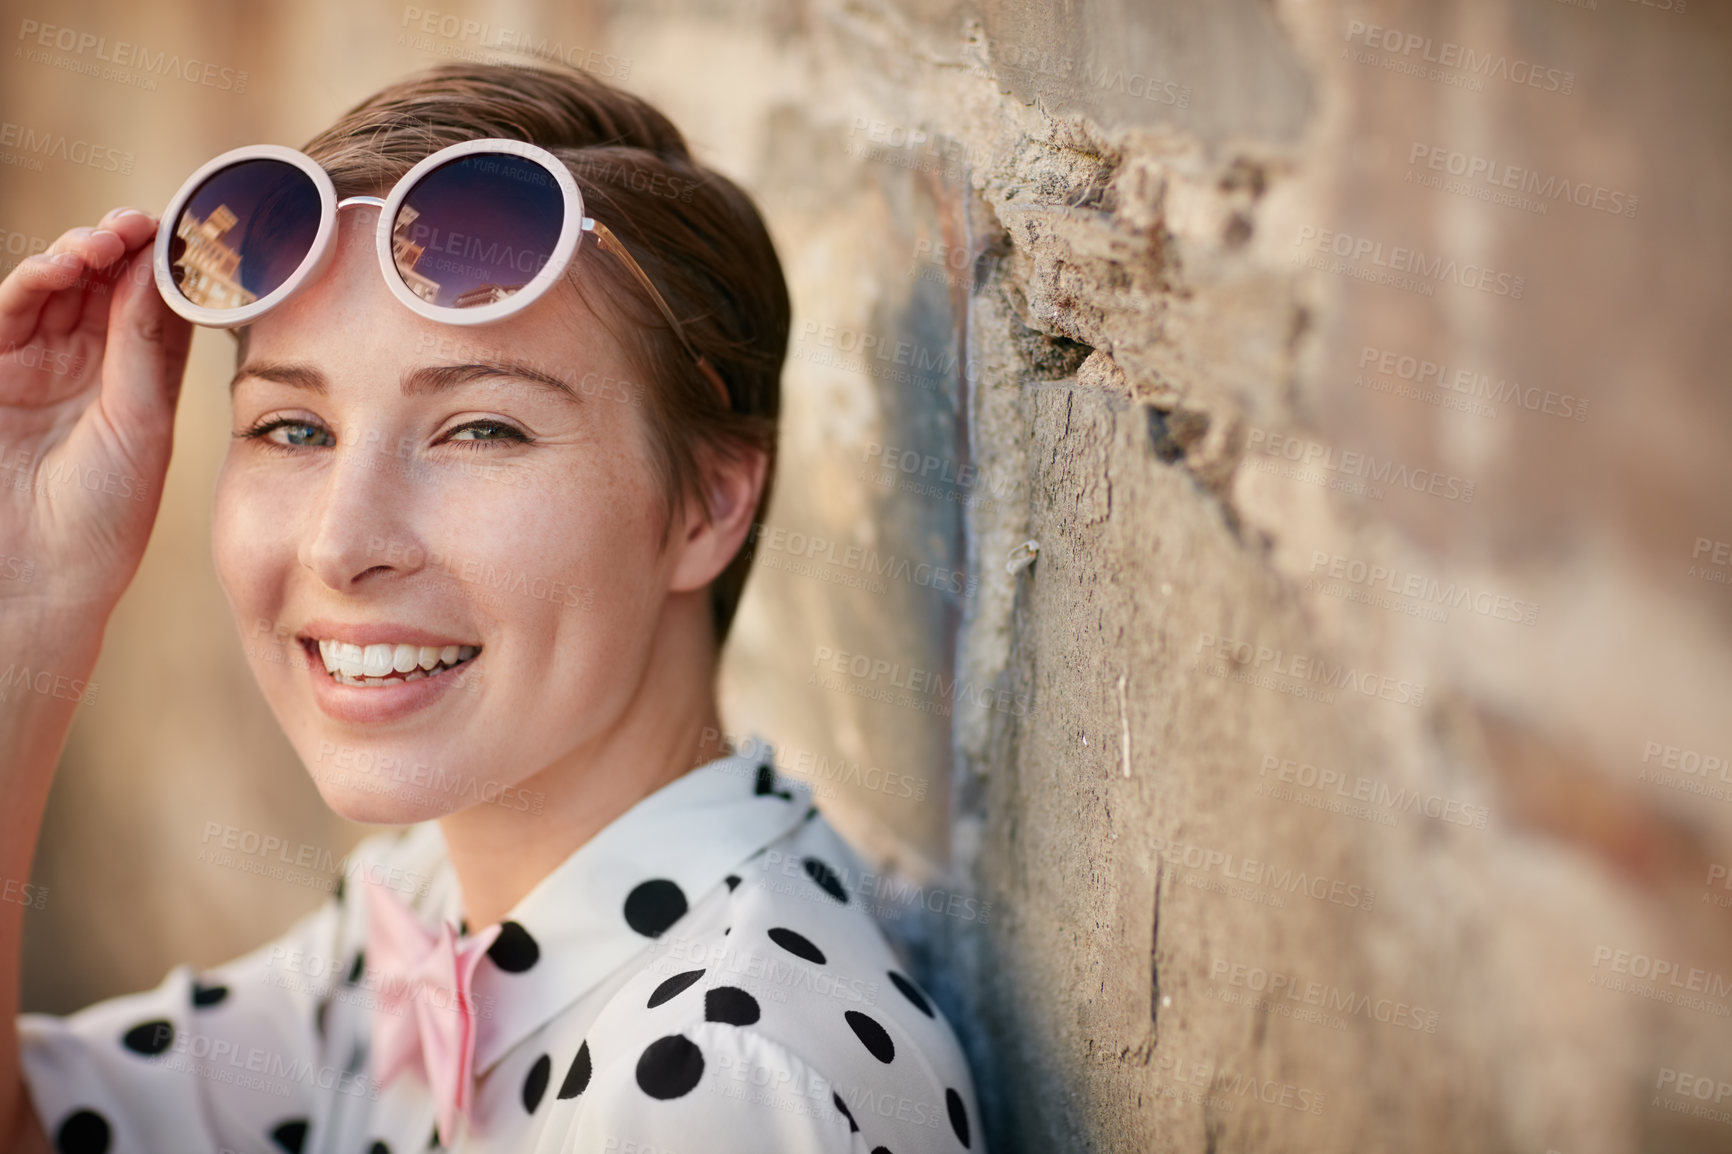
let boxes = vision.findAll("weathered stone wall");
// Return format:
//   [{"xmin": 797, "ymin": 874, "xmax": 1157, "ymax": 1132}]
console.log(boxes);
[
  {"xmin": 11, "ymin": 0, "xmax": 1732, "ymax": 1150},
  {"xmin": 673, "ymin": 0, "xmax": 1732, "ymax": 1149}
]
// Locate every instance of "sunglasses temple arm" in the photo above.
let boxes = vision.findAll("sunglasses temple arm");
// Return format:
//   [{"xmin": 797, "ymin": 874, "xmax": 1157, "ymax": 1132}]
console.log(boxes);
[{"xmin": 585, "ymin": 219, "xmax": 731, "ymax": 409}]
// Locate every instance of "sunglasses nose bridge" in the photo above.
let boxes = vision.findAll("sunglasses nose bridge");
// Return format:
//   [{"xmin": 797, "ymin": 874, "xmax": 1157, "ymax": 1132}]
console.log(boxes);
[{"xmin": 327, "ymin": 196, "xmax": 390, "ymax": 291}]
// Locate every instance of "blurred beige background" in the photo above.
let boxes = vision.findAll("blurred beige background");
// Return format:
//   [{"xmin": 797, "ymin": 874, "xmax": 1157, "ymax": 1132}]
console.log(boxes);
[{"xmin": 9, "ymin": 1, "xmax": 1732, "ymax": 1152}]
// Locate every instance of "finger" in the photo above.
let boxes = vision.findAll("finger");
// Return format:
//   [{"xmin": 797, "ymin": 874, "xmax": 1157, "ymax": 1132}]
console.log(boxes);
[
  {"xmin": 70, "ymin": 209, "xmax": 157, "ymax": 271},
  {"xmin": 96, "ymin": 207, "xmax": 157, "ymax": 250},
  {"xmin": 61, "ymin": 210, "xmax": 162, "ymax": 341},
  {"xmin": 37, "ymin": 246, "xmax": 115, "ymax": 336},
  {"xmin": 37, "ymin": 226, "xmax": 136, "ymax": 334},
  {"xmin": 98, "ymin": 242, "xmax": 192, "ymax": 453},
  {"xmin": 45, "ymin": 226, "xmax": 127, "ymax": 271},
  {"xmin": 0, "ymin": 251, "xmax": 90, "ymax": 348},
  {"xmin": 44, "ymin": 226, "xmax": 98, "ymax": 260},
  {"xmin": 0, "ymin": 217, "xmax": 138, "ymax": 342}
]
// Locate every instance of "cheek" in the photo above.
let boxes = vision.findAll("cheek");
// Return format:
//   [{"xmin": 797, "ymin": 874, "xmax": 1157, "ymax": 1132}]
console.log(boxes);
[
  {"xmin": 211, "ymin": 457, "xmax": 319, "ymax": 683},
  {"xmin": 447, "ymin": 453, "xmax": 667, "ymax": 622},
  {"xmin": 446, "ymin": 466, "xmax": 669, "ymax": 726},
  {"xmin": 211, "ymin": 456, "xmax": 284, "ymax": 615}
]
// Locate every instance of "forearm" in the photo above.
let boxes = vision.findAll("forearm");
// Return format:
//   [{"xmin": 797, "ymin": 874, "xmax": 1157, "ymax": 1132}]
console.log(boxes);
[{"xmin": 0, "ymin": 604, "xmax": 107, "ymax": 1152}]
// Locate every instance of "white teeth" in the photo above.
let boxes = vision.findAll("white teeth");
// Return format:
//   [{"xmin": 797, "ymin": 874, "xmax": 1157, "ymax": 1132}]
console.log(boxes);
[
  {"xmin": 362, "ymin": 643, "xmax": 394, "ymax": 677},
  {"xmin": 338, "ymin": 643, "xmax": 365, "ymax": 678},
  {"xmin": 313, "ymin": 637, "xmax": 479, "ymax": 684}
]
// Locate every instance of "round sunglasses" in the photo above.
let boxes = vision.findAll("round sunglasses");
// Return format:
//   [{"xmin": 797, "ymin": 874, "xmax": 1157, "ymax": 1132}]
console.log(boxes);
[{"xmin": 152, "ymin": 136, "xmax": 728, "ymax": 404}]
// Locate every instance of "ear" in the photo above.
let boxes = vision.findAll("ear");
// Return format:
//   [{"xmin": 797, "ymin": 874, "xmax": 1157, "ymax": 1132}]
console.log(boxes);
[{"xmin": 667, "ymin": 444, "xmax": 769, "ymax": 594}]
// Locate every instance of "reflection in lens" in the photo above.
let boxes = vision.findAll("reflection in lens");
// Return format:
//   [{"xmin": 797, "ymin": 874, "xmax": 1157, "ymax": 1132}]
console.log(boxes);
[
  {"xmin": 171, "ymin": 159, "xmax": 322, "ymax": 311},
  {"xmin": 391, "ymin": 154, "xmax": 563, "ymax": 309}
]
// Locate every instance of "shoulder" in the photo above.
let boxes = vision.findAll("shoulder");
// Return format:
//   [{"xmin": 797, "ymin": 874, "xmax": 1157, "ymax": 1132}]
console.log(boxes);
[{"xmin": 567, "ymin": 811, "xmax": 981, "ymax": 1153}]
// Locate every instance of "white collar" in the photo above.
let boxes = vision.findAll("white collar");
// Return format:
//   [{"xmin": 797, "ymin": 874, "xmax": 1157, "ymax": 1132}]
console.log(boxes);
[{"xmin": 355, "ymin": 745, "xmax": 810, "ymax": 1075}]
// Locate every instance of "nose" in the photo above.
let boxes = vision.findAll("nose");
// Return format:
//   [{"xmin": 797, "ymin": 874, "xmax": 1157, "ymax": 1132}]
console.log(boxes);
[{"xmin": 298, "ymin": 435, "xmax": 430, "ymax": 592}]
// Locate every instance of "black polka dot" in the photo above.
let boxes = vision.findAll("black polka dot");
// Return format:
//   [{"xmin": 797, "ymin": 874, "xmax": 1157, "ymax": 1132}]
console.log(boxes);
[
  {"xmin": 804, "ymin": 805, "xmax": 820, "ymax": 821},
  {"xmin": 724, "ymin": 874, "xmax": 741, "ymax": 891},
  {"xmin": 557, "ymin": 1041, "xmax": 592, "ymax": 1099},
  {"xmin": 191, "ymin": 980, "xmax": 228, "ymax": 1008},
  {"xmin": 635, "ymin": 1034, "xmax": 704, "ymax": 1099},
  {"xmin": 845, "ymin": 1010, "xmax": 895, "ymax": 1063},
  {"xmin": 345, "ymin": 951, "xmax": 365, "ymax": 985},
  {"xmin": 487, "ymin": 921, "xmax": 540, "ymax": 972},
  {"xmin": 268, "ymin": 1118, "xmax": 308, "ymax": 1153},
  {"xmin": 889, "ymin": 971, "xmax": 934, "ymax": 1018},
  {"xmin": 767, "ymin": 926, "xmax": 826, "ymax": 965},
  {"xmin": 314, "ymin": 1000, "xmax": 330, "ymax": 1039},
  {"xmin": 121, "ymin": 1020, "xmax": 173, "ymax": 1056},
  {"xmin": 870, "ymin": 1147, "xmax": 893, "ymax": 1154},
  {"xmin": 648, "ymin": 968, "xmax": 705, "ymax": 1008},
  {"xmin": 947, "ymin": 1087, "xmax": 971, "ymax": 1148},
  {"xmin": 332, "ymin": 875, "xmax": 345, "ymax": 903},
  {"xmin": 833, "ymin": 1091, "xmax": 859, "ymax": 1132},
  {"xmin": 368, "ymin": 1142, "xmax": 391, "ymax": 1154},
  {"xmin": 704, "ymin": 986, "xmax": 761, "ymax": 1026},
  {"xmin": 522, "ymin": 1053, "xmax": 551, "ymax": 1113},
  {"xmin": 55, "ymin": 1109, "xmax": 110, "ymax": 1154},
  {"xmin": 623, "ymin": 879, "xmax": 688, "ymax": 937},
  {"xmin": 458, "ymin": 918, "xmax": 469, "ymax": 936},
  {"xmin": 425, "ymin": 1123, "xmax": 440, "ymax": 1149},
  {"xmin": 802, "ymin": 857, "xmax": 848, "ymax": 903},
  {"xmin": 753, "ymin": 762, "xmax": 794, "ymax": 800}
]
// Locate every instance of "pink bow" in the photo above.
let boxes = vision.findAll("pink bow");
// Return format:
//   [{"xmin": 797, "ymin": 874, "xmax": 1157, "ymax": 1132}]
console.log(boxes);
[{"xmin": 363, "ymin": 875, "xmax": 501, "ymax": 1147}]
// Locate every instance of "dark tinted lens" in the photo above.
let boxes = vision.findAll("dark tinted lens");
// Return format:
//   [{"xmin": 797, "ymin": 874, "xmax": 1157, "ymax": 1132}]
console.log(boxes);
[
  {"xmin": 170, "ymin": 159, "xmax": 321, "ymax": 310},
  {"xmin": 390, "ymin": 154, "xmax": 564, "ymax": 310}
]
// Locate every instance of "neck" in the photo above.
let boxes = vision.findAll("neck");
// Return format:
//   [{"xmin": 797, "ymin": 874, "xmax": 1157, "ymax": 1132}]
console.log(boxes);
[{"xmin": 436, "ymin": 592, "xmax": 728, "ymax": 930}]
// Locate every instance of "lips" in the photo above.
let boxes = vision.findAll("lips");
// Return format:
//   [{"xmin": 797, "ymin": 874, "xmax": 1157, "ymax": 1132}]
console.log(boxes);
[{"xmin": 287, "ymin": 622, "xmax": 484, "ymax": 725}]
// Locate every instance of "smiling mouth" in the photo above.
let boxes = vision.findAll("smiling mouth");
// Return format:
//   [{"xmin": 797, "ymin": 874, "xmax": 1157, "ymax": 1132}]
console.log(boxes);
[{"xmin": 305, "ymin": 639, "xmax": 481, "ymax": 687}]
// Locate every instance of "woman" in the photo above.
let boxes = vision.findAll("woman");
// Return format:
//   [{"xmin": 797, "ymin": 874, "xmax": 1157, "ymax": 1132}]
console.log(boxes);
[{"xmin": 0, "ymin": 63, "xmax": 980, "ymax": 1153}]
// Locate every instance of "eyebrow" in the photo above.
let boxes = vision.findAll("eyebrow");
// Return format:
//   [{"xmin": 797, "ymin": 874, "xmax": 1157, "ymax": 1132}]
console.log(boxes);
[{"xmin": 228, "ymin": 358, "xmax": 582, "ymax": 402}]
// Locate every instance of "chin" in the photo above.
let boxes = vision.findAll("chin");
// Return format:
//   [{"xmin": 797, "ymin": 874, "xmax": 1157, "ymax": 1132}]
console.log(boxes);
[
  {"xmin": 291, "ymin": 732, "xmax": 550, "ymax": 826},
  {"xmin": 301, "ymin": 758, "xmax": 461, "ymax": 826}
]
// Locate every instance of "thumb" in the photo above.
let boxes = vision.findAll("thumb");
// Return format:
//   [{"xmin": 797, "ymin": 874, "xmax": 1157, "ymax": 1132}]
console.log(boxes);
[{"xmin": 99, "ymin": 242, "xmax": 195, "ymax": 461}]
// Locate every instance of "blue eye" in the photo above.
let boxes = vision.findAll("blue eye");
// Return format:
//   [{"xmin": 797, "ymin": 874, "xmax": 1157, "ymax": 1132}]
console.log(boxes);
[
  {"xmin": 243, "ymin": 418, "xmax": 334, "ymax": 448},
  {"xmin": 278, "ymin": 422, "xmax": 332, "ymax": 447}
]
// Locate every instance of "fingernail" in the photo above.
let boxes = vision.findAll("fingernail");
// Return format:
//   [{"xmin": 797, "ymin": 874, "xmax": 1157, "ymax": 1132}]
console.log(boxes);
[
  {"xmin": 91, "ymin": 228, "xmax": 120, "ymax": 244},
  {"xmin": 52, "ymin": 252, "xmax": 82, "ymax": 267},
  {"xmin": 113, "ymin": 208, "xmax": 152, "ymax": 225}
]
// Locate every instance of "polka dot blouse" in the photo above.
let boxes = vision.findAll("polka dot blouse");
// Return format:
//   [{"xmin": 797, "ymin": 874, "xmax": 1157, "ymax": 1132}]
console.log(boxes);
[{"xmin": 17, "ymin": 748, "xmax": 983, "ymax": 1153}]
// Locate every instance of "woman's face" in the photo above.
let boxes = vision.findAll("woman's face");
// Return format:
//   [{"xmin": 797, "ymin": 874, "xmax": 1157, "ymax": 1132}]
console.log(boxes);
[{"xmin": 213, "ymin": 204, "xmax": 679, "ymax": 824}]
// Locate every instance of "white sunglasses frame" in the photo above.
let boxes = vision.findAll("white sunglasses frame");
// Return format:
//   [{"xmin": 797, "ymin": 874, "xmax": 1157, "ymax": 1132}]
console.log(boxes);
[{"xmin": 152, "ymin": 136, "xmax": 729, "ymax": 402}]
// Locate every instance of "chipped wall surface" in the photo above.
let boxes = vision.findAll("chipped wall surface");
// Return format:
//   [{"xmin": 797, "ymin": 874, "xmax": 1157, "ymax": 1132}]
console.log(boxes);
[
  {"xmin": 10, "ymin": 0, "xmax": 1731, "ymax": 1151},
  {"xmin": 662, "ymin": 0, "xmax": 1732, "ymax": 1149}
]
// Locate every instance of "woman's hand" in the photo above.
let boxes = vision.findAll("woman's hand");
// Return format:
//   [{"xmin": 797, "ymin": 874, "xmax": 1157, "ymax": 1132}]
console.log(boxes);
[
  {"xmin": 0, "ymin": 208, "xmax": 191, "ymax": 1154},
  {"xmin": 0, "ymin": 207, "xmax": 193, "ymax": 623}
]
